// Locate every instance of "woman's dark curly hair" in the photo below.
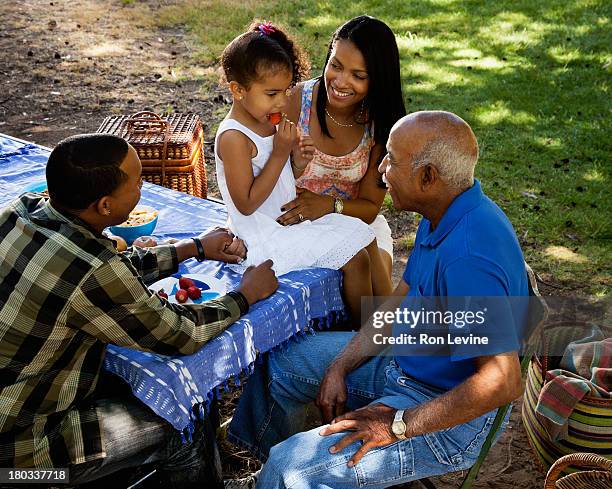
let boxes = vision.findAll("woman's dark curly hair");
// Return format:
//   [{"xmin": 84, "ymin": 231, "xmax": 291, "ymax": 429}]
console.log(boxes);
[{"xmin": 221, "ymin": 20, "xmax": 310, "ymax": 87}]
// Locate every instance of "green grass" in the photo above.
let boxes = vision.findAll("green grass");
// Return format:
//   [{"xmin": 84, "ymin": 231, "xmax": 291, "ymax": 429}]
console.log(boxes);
[{"xmin": 154, "ymin": 0, "xmax": 611, "ymax": 295}]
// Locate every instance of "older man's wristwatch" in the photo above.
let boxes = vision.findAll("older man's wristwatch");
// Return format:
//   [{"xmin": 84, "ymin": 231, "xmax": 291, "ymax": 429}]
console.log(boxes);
[{"xmin": 391, "ymin": 409, "xmax": 407, "ymax": 440}]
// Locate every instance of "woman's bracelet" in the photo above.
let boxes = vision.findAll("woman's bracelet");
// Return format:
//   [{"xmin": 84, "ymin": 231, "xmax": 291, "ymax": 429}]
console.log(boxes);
[{"xmin": 290, "ymin": 154, "xmax": 308, "ymax": 172}]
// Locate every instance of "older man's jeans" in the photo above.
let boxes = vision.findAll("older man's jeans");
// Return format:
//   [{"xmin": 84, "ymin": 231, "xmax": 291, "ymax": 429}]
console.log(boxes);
[
  {"xmin": 229, "ymin": 332, "xmax": 509, "ymax": 489},
  {"xmin": 68, "ymin": 391, "xmax": 223, "ymax": 489}
]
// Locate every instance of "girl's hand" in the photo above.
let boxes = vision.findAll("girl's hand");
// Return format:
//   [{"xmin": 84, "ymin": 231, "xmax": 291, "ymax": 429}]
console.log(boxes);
[
  {"xmin": 277, "ymin": 187, "xmax": 334, "ymax": 225},
  {"xmin": 198, "ymin": 227, "xmax": 243, "ymax": 263},
  {"xmin": 224, "ymin": 236, "xmax": 247, "ymax": 261},
  {"xmin": 291, "ymin": 133, "xmax": 315, "ymax": 171},
  {"xmin": 272, "ymin": 116, "xmax": 298, "ymax": 160}
]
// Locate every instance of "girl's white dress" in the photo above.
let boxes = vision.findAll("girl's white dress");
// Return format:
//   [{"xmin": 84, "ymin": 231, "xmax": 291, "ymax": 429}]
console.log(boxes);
[{"xmin": 215, "ymin": 118, "xmax": 375, "ymax": 276}]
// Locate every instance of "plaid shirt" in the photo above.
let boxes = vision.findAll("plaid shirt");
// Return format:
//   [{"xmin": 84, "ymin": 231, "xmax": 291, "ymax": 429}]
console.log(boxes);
[{"xmin": 0, "ymin": 194, "xmax": 243, "ymax": 467}]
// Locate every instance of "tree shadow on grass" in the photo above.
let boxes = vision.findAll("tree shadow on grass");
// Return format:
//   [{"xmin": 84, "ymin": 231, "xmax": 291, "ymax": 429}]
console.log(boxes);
[
  {"xmin": 282, "ymin": 0, "xmax": 610, "ymax": 292},
  {"xmin": 161, "ymin": 0, "xmax": 610, "ymax": 293}
]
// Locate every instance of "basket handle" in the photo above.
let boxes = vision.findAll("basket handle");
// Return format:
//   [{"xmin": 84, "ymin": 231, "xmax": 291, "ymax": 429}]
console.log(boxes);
[
  {"xmin": 545, "ymin": 453, "xmax": 612, "ymax": 488},
  {"xmin": 125, "ymin": 111, "xmax": 170, "ymax": 185},
  {"xmin": 125, "ymin": 111, "xmax": 169, "ymax": 136}
]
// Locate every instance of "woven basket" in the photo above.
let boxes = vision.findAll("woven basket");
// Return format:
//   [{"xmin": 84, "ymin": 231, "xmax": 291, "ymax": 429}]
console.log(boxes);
[
  {"xmin": 545, "ymin": 453, "xmax": 612, "ymax": 488},
  {"xmin": 521, "ymin": 322, "xmax": 612, "ymax": 474},
  {"xmin": 97, "ymin": 111, "xmax": 207, "ymax": 198}
]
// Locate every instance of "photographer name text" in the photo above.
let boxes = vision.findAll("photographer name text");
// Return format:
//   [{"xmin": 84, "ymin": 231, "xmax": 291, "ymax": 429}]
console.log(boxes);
[{"xmin": 373, "ymin": 333, "xmax": 489, "ymax": 345}]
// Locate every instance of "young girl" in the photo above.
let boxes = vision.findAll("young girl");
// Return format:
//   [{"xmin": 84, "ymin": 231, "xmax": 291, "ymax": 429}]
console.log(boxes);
[{"xmin": 215, "ymin": 21, "xmax": 380, "ymax": 325}]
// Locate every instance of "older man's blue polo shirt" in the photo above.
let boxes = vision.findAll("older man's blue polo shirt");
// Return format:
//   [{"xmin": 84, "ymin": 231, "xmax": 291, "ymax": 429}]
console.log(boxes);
[{"xmin": 395, "ymin": 180, "xmax": 528, "ymax": 390}]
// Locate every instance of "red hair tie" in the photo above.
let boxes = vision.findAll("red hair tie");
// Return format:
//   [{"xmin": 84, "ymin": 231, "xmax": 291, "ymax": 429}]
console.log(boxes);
[{"xmin": 258, "ymin": 21, "xmax": 276, "ymax": 36}]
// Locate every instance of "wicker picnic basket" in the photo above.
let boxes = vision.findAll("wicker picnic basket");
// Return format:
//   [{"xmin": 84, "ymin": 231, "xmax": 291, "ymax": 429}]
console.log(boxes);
[
  {"xmin": 521, "ymin": 321, "xmax": 612, "ymax": 474},
  {"xmin": 545, "ymin": 453, "xmax": 612, "ymax": 489},
  {"xmin": 96, "ymin": 111, "xmax": 207, "ymax": 198}
]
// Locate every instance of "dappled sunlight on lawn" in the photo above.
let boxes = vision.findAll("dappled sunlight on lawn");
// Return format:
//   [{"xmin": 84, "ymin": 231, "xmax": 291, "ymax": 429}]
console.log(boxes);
[
  {"xmin": 453, "ymin": 48, "xmax": 484, "ymax": 58},
  {"xmin": 449, "ymin": 56, "xmax": 506, "ymax": 70},
  {"xmin": 477, "ymin": 12, "xmax": 552, "ymax": 46},
  {"xmin": 545, "ymin": 245, "xmax": 588, "ymax": 264},
  {"xmin": 403, "ymin": 60, "xmax": 467, "ymax": 91},
  {"xmin": 533, "ymin": 136, "xmax": 563, "ymax": 149},
  {"xmin": 548, "ymin": 45, "xmax": 590, "ymax": 64},
  {"xmin": 302, "ymin": 13, "xmax": 344, "ymax": 30},
  {"xmin": 395, "ymin": 34, "xmax": 436, "ymax": 54},
  {"xmin": 473, "ymin": 101, "xmax": 536, "ymax": 125},
  {"xmin": 582, "ymin": 168, "xmax": 605, "ymax": 182}
]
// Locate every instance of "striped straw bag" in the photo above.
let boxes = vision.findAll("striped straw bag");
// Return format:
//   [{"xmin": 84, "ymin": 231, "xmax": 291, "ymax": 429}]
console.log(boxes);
[{"xmin": 522, "ymin": 322, "xmax": 612, "ymax": 473}]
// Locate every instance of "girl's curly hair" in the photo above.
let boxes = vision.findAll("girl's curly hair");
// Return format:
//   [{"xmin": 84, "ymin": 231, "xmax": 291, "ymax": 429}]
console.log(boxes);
[{"xmin": 221, "ymin": 20, "xmax": 310, "ymax": 87}]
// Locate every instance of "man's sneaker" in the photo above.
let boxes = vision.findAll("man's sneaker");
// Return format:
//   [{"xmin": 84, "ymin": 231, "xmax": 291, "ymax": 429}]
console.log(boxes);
[{"xmin": 223, "ymin": 470, "xmax": 259, "ymax": 489}]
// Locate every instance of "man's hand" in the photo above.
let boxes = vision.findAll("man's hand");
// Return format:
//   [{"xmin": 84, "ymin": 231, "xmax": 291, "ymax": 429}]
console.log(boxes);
[
  {"xmin": 316, "ymin": 365, "xmax": 349, "ymax": 424},
  {"xmin": 278, "ymin": 188, "xmax": 334, "ymax": 225},
  {"xmin": 319, "ymin": 403, "xmax": 398, "ymax": 467},
  {"xmin": 198, "ymin": 227, "xmax": 244, "ymax": 263},
  {"xmin": 237, "ymin": 259, "xmax": 278, "ymax": 305}
]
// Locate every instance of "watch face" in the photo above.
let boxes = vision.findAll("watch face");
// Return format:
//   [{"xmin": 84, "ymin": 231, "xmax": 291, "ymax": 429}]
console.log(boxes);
[
  {"xmin": 392, "ymin": 422, "xmax": 404, "ymax": 435},
  {"xmin": 334, "ymin": 198, "xmax": 343, "ymax": 214}
]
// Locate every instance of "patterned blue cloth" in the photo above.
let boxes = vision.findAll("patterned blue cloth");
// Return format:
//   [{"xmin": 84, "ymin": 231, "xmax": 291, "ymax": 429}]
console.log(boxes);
[
  {"xmin": 0, "ymin": 133, "xmax": 346, "ymax": 436},
  {"xmin": 0, "ymin": 137, "xmax": 51, "ymax": 207}
]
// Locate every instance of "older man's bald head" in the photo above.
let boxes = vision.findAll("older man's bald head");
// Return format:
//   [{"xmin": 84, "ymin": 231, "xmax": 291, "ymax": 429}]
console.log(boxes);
[{"xmin": 391, "ymin": 111, "xmax": 478, "ymax": 189}]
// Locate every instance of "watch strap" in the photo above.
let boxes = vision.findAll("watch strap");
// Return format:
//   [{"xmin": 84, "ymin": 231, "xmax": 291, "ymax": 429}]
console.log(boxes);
[
  {"xmin": 393, "ymin": 409, "xmax": 407, "ymax": 440},
  {"xmin": 192, "ymin": 238, "xmax": 206, "ymax": 262},
  {"xmin": 394, "ymin": 409, "xmax": 405, "ymax": 424},
  {"xmin": 227, "ymin": 291, "xmax": 250, "ymax": 316}
]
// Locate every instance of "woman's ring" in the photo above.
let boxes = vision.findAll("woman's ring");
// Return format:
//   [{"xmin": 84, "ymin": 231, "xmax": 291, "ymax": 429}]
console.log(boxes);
[{"xmin": 298, "ymin": 213, "xmax": 304, "ymax": 222}]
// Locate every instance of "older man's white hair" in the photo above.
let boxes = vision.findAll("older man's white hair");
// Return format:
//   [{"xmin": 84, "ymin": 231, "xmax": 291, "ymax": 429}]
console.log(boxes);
[{"xmin": 410, "ymin": 112, "xmax": 479, "ymax": 190}]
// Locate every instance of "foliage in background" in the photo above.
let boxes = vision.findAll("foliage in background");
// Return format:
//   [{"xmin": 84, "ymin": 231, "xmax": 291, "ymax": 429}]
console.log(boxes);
[{"xmin": 155, "ymin": 0, "xmax": 611, "ymax": 295}]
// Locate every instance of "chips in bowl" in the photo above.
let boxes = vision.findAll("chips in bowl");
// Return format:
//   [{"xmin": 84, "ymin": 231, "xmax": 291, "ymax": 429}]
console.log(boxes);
[
  {"xmin": 118, "ymin": 208, "xmax": 158, "ymax": 227},
  {"xmin": 109, "ymin": 205, "xmax": 158, "ymax": 244}
]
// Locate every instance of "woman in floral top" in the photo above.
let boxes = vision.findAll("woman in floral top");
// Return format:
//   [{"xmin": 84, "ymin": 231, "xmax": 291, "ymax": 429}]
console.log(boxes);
[{"xmin": 280, "ymin": 16, "xmax": 406, "ymax": 287}]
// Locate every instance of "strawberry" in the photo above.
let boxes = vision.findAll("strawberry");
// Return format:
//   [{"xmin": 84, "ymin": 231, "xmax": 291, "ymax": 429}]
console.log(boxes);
[
  {"xmin": 268, "ymin": 112, "xmax": 282, "ymax": 125},
  {"xmin": 178, "ymin": 277, "xmax": 195, "ymax": 290},
  {"xmin": 187, "ymin": 286, "xmax": 201, "ymax": 300},
  {"xmin": 157, "ymin": 289, "xmax": 168, "ymax": 300},
  {"xmin": 175, "ymin": 289, "xmax": 189, "ymax": 304}
]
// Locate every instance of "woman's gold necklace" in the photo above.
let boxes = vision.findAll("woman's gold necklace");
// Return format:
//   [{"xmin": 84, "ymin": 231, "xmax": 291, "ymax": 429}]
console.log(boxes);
[{"xmin": 325, "ymin": 108, "xmax": 355, "ymax": 128}]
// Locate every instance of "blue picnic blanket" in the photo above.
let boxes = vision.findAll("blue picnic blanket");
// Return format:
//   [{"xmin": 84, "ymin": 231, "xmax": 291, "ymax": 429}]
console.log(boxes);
[{"xmin": 0, "ymin": 133, "xmax": 346, "ymax": 437}]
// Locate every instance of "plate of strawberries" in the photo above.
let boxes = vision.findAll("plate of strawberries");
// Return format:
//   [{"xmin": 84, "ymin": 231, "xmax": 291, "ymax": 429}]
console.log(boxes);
[{"xmin": 149, "ymin": 274, "xmax": 227, "ymax": 305}]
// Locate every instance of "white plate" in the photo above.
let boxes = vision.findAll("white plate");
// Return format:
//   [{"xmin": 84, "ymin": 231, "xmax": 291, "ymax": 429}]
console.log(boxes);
[{"xmin": 149, "ymin": 274, "xmax": 227, "ymax": 305}]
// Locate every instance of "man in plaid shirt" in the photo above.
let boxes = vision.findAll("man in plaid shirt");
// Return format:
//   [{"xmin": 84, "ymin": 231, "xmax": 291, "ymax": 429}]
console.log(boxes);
[{"xmin": 0, "ymin": 134, "xmax": 277, "ymax": 488}]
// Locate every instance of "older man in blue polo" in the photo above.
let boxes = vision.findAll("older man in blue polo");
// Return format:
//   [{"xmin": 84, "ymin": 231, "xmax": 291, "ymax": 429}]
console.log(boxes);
[{"xmin": 229, "ymin": 111, "xmax": 528, "ymax": 488}]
